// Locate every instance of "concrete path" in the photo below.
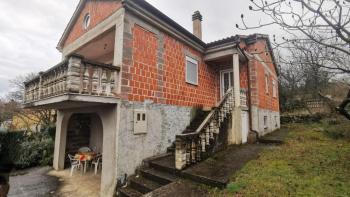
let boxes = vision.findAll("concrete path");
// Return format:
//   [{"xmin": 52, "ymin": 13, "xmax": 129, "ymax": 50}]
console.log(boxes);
[
  {"xmin": 8, "ymin": 167, "xmax": 101, "ymax": 197},
  {"xmin": 8, "ymin": 167, "xmax": 58, "ymax": 197}
]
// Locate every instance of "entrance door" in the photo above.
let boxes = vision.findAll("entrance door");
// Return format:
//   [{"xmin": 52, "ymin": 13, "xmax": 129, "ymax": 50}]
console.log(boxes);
[
  {"xmin": 220, "ymin": 70, "xmax": 234, "ymax": 98},
  {"xmin": 241, "ymin": 111, "xmax": 249, "ymax": 143}
]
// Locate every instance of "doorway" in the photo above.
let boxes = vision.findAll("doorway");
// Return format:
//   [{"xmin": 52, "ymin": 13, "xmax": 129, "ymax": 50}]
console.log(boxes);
[{"xmin": 220, "ymin": 69, "xmax": 233, "ymax": 98}]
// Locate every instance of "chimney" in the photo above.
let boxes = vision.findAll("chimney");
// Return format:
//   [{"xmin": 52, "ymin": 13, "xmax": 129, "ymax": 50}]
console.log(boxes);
[{"xmin": 192, "ymin": 11, "xmax": 203, "ymax": 40}]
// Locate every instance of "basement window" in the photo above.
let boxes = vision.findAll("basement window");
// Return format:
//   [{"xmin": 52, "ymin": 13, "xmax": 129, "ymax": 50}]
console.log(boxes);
[
  {"xmin": 185, "ymin": 56, "xmax": 198, "ymax": 85},
  {"xmin": 83, "ymin": 13, "xmax": 91, "ymax": 30}
]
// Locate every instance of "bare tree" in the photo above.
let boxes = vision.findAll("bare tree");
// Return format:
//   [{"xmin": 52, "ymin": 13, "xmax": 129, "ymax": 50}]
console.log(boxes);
[
  {"xmin": 237, "ymin": 0, "xmax": 350, "ymax": 117},
  {"xmin": 237, "ymin": 0, "xmax": 350, "ymax": 74},
  {"xmin": 5, "ymin": 74, "xmax": 56, "ymax": 132}
]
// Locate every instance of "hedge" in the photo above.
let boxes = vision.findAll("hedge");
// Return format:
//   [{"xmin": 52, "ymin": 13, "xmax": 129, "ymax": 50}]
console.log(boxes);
[{"xmin": 0, "ymin": 127, "xmax": 55, "ymax": 170}]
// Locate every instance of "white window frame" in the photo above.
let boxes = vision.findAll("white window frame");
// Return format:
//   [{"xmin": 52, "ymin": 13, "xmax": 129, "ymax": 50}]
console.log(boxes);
[
  {"xmin": 272, "ymin": 80, "xmax": 277, "ymax": 98},
  {"xmin": 185, "ymin": 56, "xmax": 199, "ymax": 85},
  {"xmin": 83, "ymin": 13, "xmax": 91, "ymax": 30},
  {"xmin": 220, "ymin": 69, "xmax": 234, "ymax": 98},
  {"xmin": 265, "ymin": 74, "xmax": 269, "ymax": 95}
]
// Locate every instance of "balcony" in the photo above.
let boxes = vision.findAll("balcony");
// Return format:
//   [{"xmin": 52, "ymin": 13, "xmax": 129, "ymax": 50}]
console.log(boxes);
[{"xmin": 23, "ymin": 55, "xmax": 120, "ymax": 109}]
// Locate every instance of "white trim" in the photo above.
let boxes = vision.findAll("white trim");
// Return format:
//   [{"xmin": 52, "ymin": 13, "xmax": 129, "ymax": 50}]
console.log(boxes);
[
  {"xmin": 185, "ymin": 56, "xmax": 199, "ymax": 85},
  {"xmin": 220, "ymin": 68, "xmax": 233, "ymax": 98},
  {"xmin": 83, "ymin": 13, "xmax": 91, "ymax": 30}
]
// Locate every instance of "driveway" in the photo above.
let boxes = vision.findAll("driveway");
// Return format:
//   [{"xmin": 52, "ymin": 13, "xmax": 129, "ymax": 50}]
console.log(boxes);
[
  {"xmin": 8, "ymin": 166, "xmax": 101, "ymax": 197},
  {"xmin": 8, "ymin": 167, "xmax": 58, "ymax": 197}
]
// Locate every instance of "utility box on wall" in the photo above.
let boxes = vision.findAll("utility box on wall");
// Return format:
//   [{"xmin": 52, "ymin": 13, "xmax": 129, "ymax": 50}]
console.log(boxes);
[{"xmin": 134, "ymin": 109, "xmax": 147, "ymax": 134}]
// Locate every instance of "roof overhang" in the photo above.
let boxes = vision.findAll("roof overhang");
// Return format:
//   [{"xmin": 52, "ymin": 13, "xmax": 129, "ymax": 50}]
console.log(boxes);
[
  {"xmin": 204, "ymin": 44, "xmax": 248, "ymax": 63},
  {"xmin": 57, "ymin": 0, "xmax": 86, "ymax": 52}
]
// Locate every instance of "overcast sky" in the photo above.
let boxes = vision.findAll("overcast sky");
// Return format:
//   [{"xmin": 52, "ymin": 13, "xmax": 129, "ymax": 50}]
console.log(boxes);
[{"xmin": 0, "ymin": 0, "xmax": 278, "ymax": 96}]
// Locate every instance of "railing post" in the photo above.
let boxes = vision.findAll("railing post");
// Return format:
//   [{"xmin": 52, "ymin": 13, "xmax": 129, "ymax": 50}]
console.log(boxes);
[
  {"xmin": 175, "ymin": 137, "xmax": 187, "ymax": 170},
  {"xmin": 67, "ymin": 55, "xmax": 82, "ymax": 93}
]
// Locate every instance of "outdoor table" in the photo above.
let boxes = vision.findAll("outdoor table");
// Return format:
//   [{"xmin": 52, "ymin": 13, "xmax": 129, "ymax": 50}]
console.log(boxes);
[{"xmin": 74, "ymin": 152, "xmax": 97, "ymax": 174}]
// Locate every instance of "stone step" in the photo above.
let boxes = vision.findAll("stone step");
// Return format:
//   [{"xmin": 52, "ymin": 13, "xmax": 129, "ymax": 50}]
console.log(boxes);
[
  {"xmin": 181, "ymin": 170, "xmax": 228, "ymax": 189},
  {"xmin": 118, "ymin": 187, "xmax": 143, "ymax": 197},
  {"xmin": 149, "ymin": 155, "xmax": 177, "ymax": 174},
  {"xmin": 129, "ymin": 175, "xmax": 162, "ymax": 194},
  {"xmin": 167, "ymin": 147, "xmax": 175, "ymax": 153},
  {"xmin": 140, "ymin": 168, "xmax": 178, "ymax": 185}
]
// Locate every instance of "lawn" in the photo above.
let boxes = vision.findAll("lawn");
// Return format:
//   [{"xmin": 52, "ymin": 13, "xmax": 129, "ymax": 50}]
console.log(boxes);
[{"xmin": 209, "ymin": 121, "xmax": 350, "ymax": 197}]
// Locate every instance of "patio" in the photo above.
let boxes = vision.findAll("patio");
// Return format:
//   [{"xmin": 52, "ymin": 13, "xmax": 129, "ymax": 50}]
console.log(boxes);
[{"xmin": 49, "ymin": 169, "xmax": 101, "ymax": 197}]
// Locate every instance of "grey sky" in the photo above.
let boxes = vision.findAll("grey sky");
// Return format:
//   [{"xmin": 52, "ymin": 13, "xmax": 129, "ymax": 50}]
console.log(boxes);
[{"xmin": 0, "ymin": 0, "xmax": 277, "ymax": 96}]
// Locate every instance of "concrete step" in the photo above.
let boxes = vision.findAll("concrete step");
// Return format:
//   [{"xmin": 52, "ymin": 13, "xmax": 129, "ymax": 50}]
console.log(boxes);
[
  {"xmin": 181, "ymin": 170, "xmax": 227, "ymax": 189},
  {"xmin": 129, "ymin": 175, "xmax": 162, "ymax": 194},
  {"xmin": 149, "ymin": 155, "xmax": 177, "ymax": 174},
  {"xmin": 140, "ymin": 168, "xmax": 178, "ymax": 185},
  {"xmin": 118, "ymin": 187, "xmax": 143, "ymax": 197}
]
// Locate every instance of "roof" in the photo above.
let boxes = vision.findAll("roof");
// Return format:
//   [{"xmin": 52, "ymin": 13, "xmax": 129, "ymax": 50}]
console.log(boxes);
[
  {"xmin": 57, "ymin": 0, "xmax": 278, "ymax": 71},
  {"xmin": 123, "ymin": 0, "xmax": 206, "ymax": 48}
]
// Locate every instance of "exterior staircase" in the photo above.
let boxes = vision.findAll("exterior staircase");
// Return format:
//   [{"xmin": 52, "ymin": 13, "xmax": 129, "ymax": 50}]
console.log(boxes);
[{"xmin": 118, "ymin": 88, "xmax": 244, "ymax": 196}]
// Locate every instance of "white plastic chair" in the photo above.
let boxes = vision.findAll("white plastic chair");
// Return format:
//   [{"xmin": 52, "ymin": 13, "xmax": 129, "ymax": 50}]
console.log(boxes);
[
  {"xmin": 68, "ymin": 154, "xmax": 82, "ymax": 176},
  {"xmin": 78, "ymin": 147, "xmax": 91, "ymax": 153},
  {"xmin": 92, "ymin": 154, "xmax": 102, "ymax": 175}
]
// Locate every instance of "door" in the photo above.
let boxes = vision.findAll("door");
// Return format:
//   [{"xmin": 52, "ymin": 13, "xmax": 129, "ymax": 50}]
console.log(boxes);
[
  {"xmin": 220, "ymin": 70, "xmax": 234, "ymax": 98},
  {"xmin": 241, "ymin": 111, "xmax": 249, "ymax": 144}
]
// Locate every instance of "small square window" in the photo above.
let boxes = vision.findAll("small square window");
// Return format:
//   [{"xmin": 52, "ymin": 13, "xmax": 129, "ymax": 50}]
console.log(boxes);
[{"xmin": 185, "ymin": 56, "xmax": 198, "ymax": 85}]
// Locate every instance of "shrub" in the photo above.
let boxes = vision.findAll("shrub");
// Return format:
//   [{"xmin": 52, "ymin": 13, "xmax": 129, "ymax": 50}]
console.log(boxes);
[
  {"xmin": 324, "ymin": 122, "xmax": 350, "ymax": 140},
  {"xmin": 0, "ymin": 128, "xmax": 55, "ymax": 169}
]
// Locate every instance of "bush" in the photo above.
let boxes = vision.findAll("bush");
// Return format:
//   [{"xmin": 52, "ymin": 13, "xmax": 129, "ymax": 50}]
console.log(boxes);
[
  {"xmin": 0, "ymin": 128, "xmax": 55, "ymax": 169},
  {"xmin": 324, "ymin": 122, "xmax": 350, "ymax": 140}
]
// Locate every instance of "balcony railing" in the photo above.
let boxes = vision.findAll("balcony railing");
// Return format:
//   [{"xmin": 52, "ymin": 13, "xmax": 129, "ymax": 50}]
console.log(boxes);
[{"xmin": 24, "ymin": 55, "xmax": 120, "ymax": 104}]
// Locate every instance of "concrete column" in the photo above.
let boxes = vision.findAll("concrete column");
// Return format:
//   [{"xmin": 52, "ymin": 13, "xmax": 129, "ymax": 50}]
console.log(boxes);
[
  {"xmin": 99, "ymin": 105, "xmax": 119, "ymax": 197},
  {"xmin": 53, "ymin": 110, "xmax": 72, "ymax": 170},
  {"xmin": 113, "ymin": 12, "xmax": 124, "ymax": 94},
  {"xmin": 229, "ymin": 53, "xmax": 242, "ymax": 145}
]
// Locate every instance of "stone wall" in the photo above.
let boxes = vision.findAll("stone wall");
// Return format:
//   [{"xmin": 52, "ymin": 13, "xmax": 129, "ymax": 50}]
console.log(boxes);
[{"xmin": 116, "ymin": 100, "xmax": 193, "ymax": 177}]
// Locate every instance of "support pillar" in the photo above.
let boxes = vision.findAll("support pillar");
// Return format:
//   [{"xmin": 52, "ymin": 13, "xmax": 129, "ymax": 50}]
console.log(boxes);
[
  {"xmin": 53, "ymin": 110, "xmax": 71, "ymax": 170},
  {"xmin": 229, "ymin": 53, "xmax": 242, "ymax": 145}
]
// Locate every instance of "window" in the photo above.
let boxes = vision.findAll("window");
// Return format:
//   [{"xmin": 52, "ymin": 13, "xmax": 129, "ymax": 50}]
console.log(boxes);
[
  {"xmin": 272, "ymin": 80, "xmax": 277, "ymax": 98},
  {"xmin": 265, "ymin": 74, "xmax": 269, "ymax": 94},
  {"xmin": 83, "ymin": 13, "xmax": 91, "ymax": 30},
  {"xmin": 186, "ymin": 56, "xmax": 198, "ymax": 85},
  {"xmin": 264, "ymin": 116, "xmax": 268, "ymax": 129}
]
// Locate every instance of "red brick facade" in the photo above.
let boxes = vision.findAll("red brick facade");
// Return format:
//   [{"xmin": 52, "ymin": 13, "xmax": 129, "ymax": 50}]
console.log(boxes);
[
  {"xmin": 59, "ymin": 1, "xmax": 279, "ymax": 112},
  {"xmin": 122, "ymin": 25, "xmax": 218, "ymax": 108},
  {"xmin": 245, "ymin": 39, "xmax": 279, "ymax": 112},
  {"xmin": 63, "ymin": 0, "xmax": 122, "ymax": 47}
]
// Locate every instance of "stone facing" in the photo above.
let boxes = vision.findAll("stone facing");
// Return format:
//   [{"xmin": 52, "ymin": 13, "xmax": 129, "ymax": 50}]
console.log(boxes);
[{"xmin": 117, "ymin": 100, "xmax": 192, "ymax": 177}]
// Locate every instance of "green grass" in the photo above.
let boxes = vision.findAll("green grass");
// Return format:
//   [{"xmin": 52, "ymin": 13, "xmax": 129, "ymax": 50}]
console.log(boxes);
[{"xmin": 208, "ymin": 122, "xmax": 350, "ymax": 197}]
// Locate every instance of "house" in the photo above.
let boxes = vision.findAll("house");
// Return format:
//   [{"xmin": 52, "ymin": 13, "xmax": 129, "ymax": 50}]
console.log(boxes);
[{"xmin": 23, "ymin": 0, "xmax": 280, "ymax": 196}]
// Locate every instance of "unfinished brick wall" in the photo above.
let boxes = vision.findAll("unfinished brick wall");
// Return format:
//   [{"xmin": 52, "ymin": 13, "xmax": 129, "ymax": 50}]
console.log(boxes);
[
  {"xmin": 63, "ymin": 1, "xmax": 122, "ymax": 47},
  {"xmin": 122, "ymin": 25, "xmax": 218, "ymax": 108}
]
